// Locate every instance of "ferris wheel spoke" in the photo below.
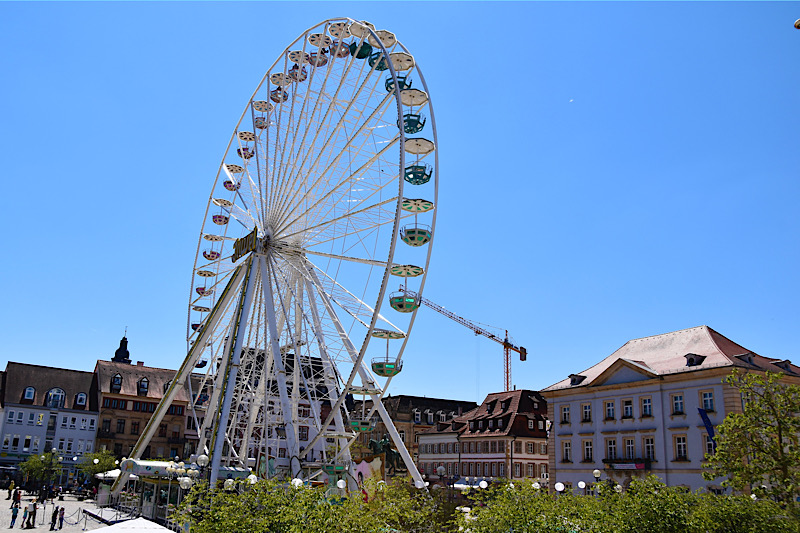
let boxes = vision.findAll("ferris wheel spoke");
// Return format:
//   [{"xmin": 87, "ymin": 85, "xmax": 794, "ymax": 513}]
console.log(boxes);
[
  {"xmin": 271, "ymin": 89, "xmax": 397, "ymax": 226},
  {"xmin": 278, "ymin": 195, "xmax": 397, "ymax": 242}
]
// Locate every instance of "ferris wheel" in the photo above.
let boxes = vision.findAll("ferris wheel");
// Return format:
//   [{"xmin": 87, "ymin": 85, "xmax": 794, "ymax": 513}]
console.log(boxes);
[{"xmin": 118, "ymin": 18, "xmax": 437, "ymax": 489}]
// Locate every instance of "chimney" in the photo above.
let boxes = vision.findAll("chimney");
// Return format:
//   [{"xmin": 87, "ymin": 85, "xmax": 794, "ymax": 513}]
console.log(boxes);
[{"xmin": 136, "ymin": 361, "xmax": 144, "ymax": 366}]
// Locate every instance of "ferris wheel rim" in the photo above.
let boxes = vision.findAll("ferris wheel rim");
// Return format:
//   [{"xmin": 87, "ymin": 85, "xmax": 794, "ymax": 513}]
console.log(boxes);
[{"xmin": 186, "ymin": 18, "xmax": 438, "ymax": 478}]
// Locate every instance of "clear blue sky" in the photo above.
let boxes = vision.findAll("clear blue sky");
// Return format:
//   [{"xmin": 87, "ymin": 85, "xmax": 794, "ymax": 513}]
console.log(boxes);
[{"xmin": 1, "ymin": 2, "xmax": 797, "ymax": 404}]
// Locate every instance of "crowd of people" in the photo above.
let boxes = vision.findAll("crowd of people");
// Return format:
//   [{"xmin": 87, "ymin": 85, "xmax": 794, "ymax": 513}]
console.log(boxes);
[{"xmin": 5, "ymin": 479, "xmax": 92, "ymax": 530}]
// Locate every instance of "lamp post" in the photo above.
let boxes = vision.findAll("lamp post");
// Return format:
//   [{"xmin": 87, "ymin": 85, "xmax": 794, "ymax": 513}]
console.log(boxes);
[{"xmin": 578, "ymin": 480, "xmax": 586, "ymax": 495}]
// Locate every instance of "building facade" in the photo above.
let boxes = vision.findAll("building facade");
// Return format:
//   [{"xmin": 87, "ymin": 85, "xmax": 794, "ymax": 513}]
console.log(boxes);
[
  {"xmin": 0, "ymin": 362, "xmax": 98, "ymax": 482},
  {"xmin": 93, "ymin": 338, "xmax": 202, "ymax": 460},
  {"xmin": 351, "ymin": 395, "xmax": 478, "ymax": 470},
  {"xmin": 542, "ymin": 326, "xmax": 800, "ymax": 494},
  {"xmin": 417, "ymin": 389, "xmax": 549, "ymax": 484}
]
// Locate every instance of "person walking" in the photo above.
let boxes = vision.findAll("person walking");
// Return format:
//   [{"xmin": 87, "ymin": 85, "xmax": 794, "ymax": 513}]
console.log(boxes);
[
  {"xmin": 20, "ymin": 506, "xmax": 27, "ymax": 529},
  {"xmin": 10, "ymin": 503, "xmax": 19, "ymax": 528},
  {"xmin": 26, "ymin": 499, "xmax": 36, "ymax": 529},
  {"xmin": 6, "ymin": 480, "xmax": 14, "ymax": 500},
  {"xmin": 48, "ymin": 506, "xmax": 57, "ymax": 531},
  {"xmin": 12, "ymin": 490, "xmax": 20, "ymax": 506},
  {"xmin": 56, "ymin": 508, "xmax": 63, "ymax": 530}
]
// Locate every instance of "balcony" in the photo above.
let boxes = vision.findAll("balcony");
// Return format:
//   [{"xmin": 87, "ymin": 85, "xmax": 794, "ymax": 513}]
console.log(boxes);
[
  {"xmin": 97, "ymin": 430, "xmax": 115, "ymax": 439},
  {"xmin": 602, "ymin": 457, "xmax": 652, "ymax": 471}
]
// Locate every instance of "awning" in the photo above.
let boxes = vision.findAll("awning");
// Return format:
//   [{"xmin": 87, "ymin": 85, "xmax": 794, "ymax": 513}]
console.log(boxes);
[{"xmin": 95, "ymin": 469, "xmax": 139, "ymax": 481}]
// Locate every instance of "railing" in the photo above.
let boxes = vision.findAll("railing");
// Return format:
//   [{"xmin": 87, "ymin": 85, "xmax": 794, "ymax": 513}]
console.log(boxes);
[{"xmin": 97, "ymin": 430, "xmax": 115, "ymax": 439}]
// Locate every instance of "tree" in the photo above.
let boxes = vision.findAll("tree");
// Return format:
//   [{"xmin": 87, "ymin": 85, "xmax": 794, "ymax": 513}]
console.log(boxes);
[
  {"xmin": 19, "ymin": 451, "xmax": 59, "ymax": 485},
  {"xmin": 704, "ymin": 370, "xmax": 800, "ymax": 509},
  {"xmin": 77, "ymin": 450, "xmax": 117, "ymax": 480}
]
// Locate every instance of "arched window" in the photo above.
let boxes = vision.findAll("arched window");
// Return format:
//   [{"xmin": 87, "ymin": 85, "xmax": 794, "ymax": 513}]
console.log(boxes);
[
  {"xmin": 45, "ymin": 388, "xmax": 66, "ymax": 409},
  {"xmin": 75, "ymin": 393, "xmax": 87, "ymax": 406},
  {"xmin": 138, "ymin": 378, "xmax": 149, "ymax": 396},
  {"xmin": 23, "ymin": 387, "xmax": 35, "ymax": 401},
  {"xmin": 110, "ymin": 373, "xmax": 122, "ymax": 393}
]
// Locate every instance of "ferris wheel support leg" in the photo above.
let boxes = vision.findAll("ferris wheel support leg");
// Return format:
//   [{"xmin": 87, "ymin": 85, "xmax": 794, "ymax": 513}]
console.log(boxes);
[
  {"xmin": 111, "ymin": 263, "xmax": 248, "ymax": 496},
  {"xmin": 259, "ymin": 255, "xmax": 302, "ymax": 478},
  {"xmin": 302, "ymin": 266, "xmax": 424, "ymax": 489},
  {"xmin": 209, "ymin": 257, "xmax": 258, "ymax": 486}
]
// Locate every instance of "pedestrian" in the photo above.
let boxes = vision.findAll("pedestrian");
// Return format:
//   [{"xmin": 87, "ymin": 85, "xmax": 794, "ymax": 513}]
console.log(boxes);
[
  {"xmin": 10, "ymin": 503, "xmax": 19, "ymax": 528},
  {"xmin": 20, "ymin": 506, "xmax": 27, "ymax": 529},
  {"xmin": 57, "ymin": 508, "xmax": 63, "ymax": 530},
  {"xmin": 48, "ymin": 506, "xmax": 57, "ymax": 531},
  {"xmin": 26, "ymin": 499, "xmax": 36, "ymax": 529},
  {"xmin": 12, "ymin": 490, "xmax": 20, "ymax": 507},
  {"xmin": 6, "ymin": 480, "xmax": 14, "ymax": 500}
]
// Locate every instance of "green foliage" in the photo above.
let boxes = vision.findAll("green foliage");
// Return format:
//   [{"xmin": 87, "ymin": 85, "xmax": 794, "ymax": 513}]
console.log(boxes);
[
  {"xmin": 176, "ymin": 477, "xmax": 456, "ymax": 533},
  {"xmin": 77, "ymin": 450, "xmax": 117, "ymax": 479},
  {"xmin": 703, "ymin": 370, "xmax": 800, "ymax": 509},
  {"xmin": 457, "ymin": 477, "xmax": 799, "ymax": 533},
  {"xmin": 19, "ymin": 451, "xmax": 59, "ymax": 483}
]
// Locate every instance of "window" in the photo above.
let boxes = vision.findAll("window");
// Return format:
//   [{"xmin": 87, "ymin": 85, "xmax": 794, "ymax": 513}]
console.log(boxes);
[
  {"xmin": 24, "ymin": 387, "xmax": 35, "ymax": 400},
  {"xmin": 514, "ymin": 441, "xmax": 522, "ymax": 453},
  {"xmin": 298, "ymin": 406, "xmax": 311, "ymax": 418},
  {"xmin": 514, "ymin": 462, "xmax": 521, "ymax": 477},
  {"xmin": 671, "ymin": 394, "xmax": 684, "ymax": 415},
  {"xmin": 45, "ymin": 388, "xmax": 66, "ymax": 409},
  {"xmin": 625, "ymin": 438, "xmax": 635, "ymax": 459},
  {"xmin": 32, "ymin": 436, "xmax": 40, "ymax": 452},
  {"xmin": 643, "ymin": 436, "xmax": 655, "ymax": 460},
  {"xmin": 526, "ymin": 463, "xmax": 534, "ymax": 477},
  {"xmin": 488, "ymin": 420, "xmax": 493, "ymax": 429},
  {"xmin": 69, "ymin": 417, "xmax": 77, "ymax": 429},
  {"xmin": 561, "ymin": 405, "xmax": 570, "ymax": 424},
  {"xmin": 622, "ymin": 400, "xmax": 633, "ymax": 418},
  {"xmin": 298, "ymin": 426, "xmax": 309, "ymax": 441},
  {"xmin": 527, "ymin": 419, "xmax": 533, "ymax": 429},
  {"xmin": 89, "ymin": 419, "xmax": 96, "ymax": 430},
  {"xmin": 499, "ymin": 463, "xmax": 505, "ymax": 477},
  {"xmin": 562, "ymin": 441, "xmax": 572, "ymax": 462},
  {"xmin": 16, "ymin": 412, "xmax": 22, "ymax": 424},
  {"xmin": 581, "ymin": 403, "xmax": 592, "ymax": 422},
  {"xmin": 2, "ymin": 435, "xmax": 9, "ymax": 450},
  {"xmin": 75, "ymin": 393, "xmax": 87, "ymax": 406},
  {"xmin": 470, "ymin": 441, "xmax": 476, "ymax": 453},
  {"xmin": 491, "ymin": 463, "xmax": 497, "ymax": 476},
  {"xmin": 57, "ymin": 437, "xmax": 65, "ymax": 451},
  {"xmin": 606, "ymin": 439, "xmax": 617, "ymax": 460},
  {"xmin": 701, "ymin": 391, "xmax": 715, "ymax": 412},
  {"xmin": 605, "ymin": 401, "xmax": 615, "ymax": 420},
  {"xmin": 6, "ymin": 411, "xmax": 13, "ymax": 424},
  {"xmin": 704, "ymin": 434, "xmax": 715, "ymax": 457},
  {"xmin": 490, "ymin": 441, "xmax": 497, "ymax": 453},
  {"xmin": 61, "ymin": 416, "xmax": 67, "ymax": 428},
  {"xmin": 101, "ymin": 419, "xmax": 111, "ymax": 432},
  {"xmin": 131, "ymin": 421, "xmax": 140, "ymax": 435},
  {"xmin": 47, "ymin": 415, "xmax": 56, "ymax": 431},
  {"xmin": 278, "ymin": 448, "xmax": 286, "ymax": 458},
  {"xmin": 110, "ymin": 374, "xmax": 122, "ymax": 394},
  {"xmin": 138, "ymin": 378, "xmax": 149, "ymax": 396},
  {"xmin": 540, "ymin": 442, "xmax": 547, "ymax": 455},
  {"xmin": 526, "ymin": 441, "xmax": 534, "ymax": 454},
  {"xmin": 674, "ymin": 435, "xmax": 688, "ymax": 460},
  {"xmin": 439, "ymin": 412, "xmax": 447, "ymax": 423},
  {"xmin": 641, "ymin": 397, "xmax": 652, "ymax": 417},
  {"xmin": 538, "ymin": 420, "xmax": 544, "ymax": 430},
  {"xmin": 498, "ymin": 419, "xmax": 503, "ymax": 429},
  {"xmin": 23, "ymin": 436, "xmax": 31, "ymax": 452},
  {"xmin": 116, "ymin": 419, "xmax": 126, "ymax": 434},
  {"xmin": 167, "ymin": 405, "xmax": 184, "ymax": 416},
  {"xmin": 11, "ymin": 435, "xmax": 20, "ymax": 451},
  {"xmin": 447, "ymin": 443, "xmax": 452, "ymax": 454},
  {"xmin": 27, "ymin": 413, "xmax": 35, "ymax": 425},
  {"xmin": 583, "ymin": 440, "xmax": 593, "ymax": 462},
  {"xmin": 498, "ymin": 441, "xmax": 505, "ymax": 453},
  {"xmin": 103, "ymin": 398, "xmax": 129, "ymax": 410},
  {"xmin": 427, "ymin": 412, "xmax": 434, "ymax": 424},
  {"xmin": 86, "ymin": 441, "xmax": 93, "ymax": 453},
  {"xmin": 66, "ymin": 439, "xmax": 73, "ymax": 452},
  {"xmin": 80, "ymin": 418, "xmax": 87, "ymax": 430},
  {"xmin": 77, "ymin": 440, "xmax": 84, "ymax": 453},
  {"xmin": 158, "ymin": 424, "xmax": 167, "ymax": 437},
  {"xmin": 414, "ymin": 411, "xmax": 421, "ymax": 423}
]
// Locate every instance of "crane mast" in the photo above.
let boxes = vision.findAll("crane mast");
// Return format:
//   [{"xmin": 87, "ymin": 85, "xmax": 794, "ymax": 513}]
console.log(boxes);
[{"xmin": 405, "ymin": 291, "xmax": 526, "ymax": 391}]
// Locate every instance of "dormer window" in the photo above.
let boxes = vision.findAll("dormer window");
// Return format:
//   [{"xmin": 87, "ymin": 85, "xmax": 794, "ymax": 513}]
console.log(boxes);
[
  {"xmin": 413, "ymin": 409, "xmax": 421, "ymax": 423},
  {"xmin": 111, "ymin": 374, "xmax": 122, "ymax": 394},
  {"xmin": 45, "ymin": 388, "xmax": 66, "ymax": 409},
  {"xmin": 138, "ymin": 378, "xmax": 149, "ymax": 396},
  {"xmin": 478, "ymin": 420, "xmax": 483, "ymax": 430},
  {"xmin": 427, "ymin": 412, "xmax": 434, "ymax": 424},
  {"xmin": 498, "ymin": 418, "xmax": 503, "ymax": 429},
  {"xmin": 500, "ymin": 401, "xmax": 507, "ymax": 411},
  {"xmin": 163, "ymin": 380, "xmax": 172, "ymax": 393},
  {"xmin": 736, "ymin": 353, "xmax": 755, "ymax": 365},
  {"xmin": 684, "ymin": 353, "xmax": 706, "ymax": 367},
  {"xmin": 774, "ymin": 360, "xmax": 794, "ymax": 373},
  {"xmin": 75, "ymin": 393, "xmax": 87, "ymax": 407},
  {"xmin": 569, "ymin": 374, "xmax": 586, "ymax": 386},
  {"xmin": 23, "ymin": 387, "xmax": 35, "ymax": 401},
  {"xmin": 488, "ymin": 420, "xmax": 494, "ymax": 429},
  {"xmin": 487, "ymin": 400, "xmax": 496, "ymax": 413},
  {"xmin": 438, "ymin": 411, "xmax": 447, "ymax": 423}
]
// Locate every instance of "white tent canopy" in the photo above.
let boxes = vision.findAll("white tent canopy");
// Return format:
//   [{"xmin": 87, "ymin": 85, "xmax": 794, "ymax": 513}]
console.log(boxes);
[
  {"xmin": 96, "ymin": 518, "xmax": 170, "ymax": 531},
  {"xmin": 95, "ymin": 469, "xmax": 139, "ymax": 481}
]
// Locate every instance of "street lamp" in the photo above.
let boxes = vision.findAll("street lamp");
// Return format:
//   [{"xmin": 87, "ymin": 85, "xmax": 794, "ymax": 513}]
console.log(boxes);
[
  {"xmin": 578, "ymin": 480, "xmax": 586, "ymax": 495},
  {"xmin": 554, "ymin": 482, "xmax": 565, "ymax": 494},
  {"xmin": 532, "ymin": 481, "xmax": 541, "ymax": 490}
]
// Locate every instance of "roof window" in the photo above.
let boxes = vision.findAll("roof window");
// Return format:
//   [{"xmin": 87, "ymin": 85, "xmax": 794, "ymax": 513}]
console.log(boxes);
[
  {"xmin": 569, "ymin": 374, "xmax": 586, "ymax": 386},
  {"xmin": 684, "ymin": 353, "xmax": 707, "ymax": 367}
]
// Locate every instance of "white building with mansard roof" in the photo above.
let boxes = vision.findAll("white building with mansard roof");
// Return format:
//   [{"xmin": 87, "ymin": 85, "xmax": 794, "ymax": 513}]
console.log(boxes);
[{"xmin": 541, "ymin": 326, "xmax": 799, "ymax": 494}]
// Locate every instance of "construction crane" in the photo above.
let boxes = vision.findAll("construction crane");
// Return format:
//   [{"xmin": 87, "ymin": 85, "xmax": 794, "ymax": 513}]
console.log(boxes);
[{"xmin": 404, "ymin": 290, "xmax": 527, "ymax": 392}]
